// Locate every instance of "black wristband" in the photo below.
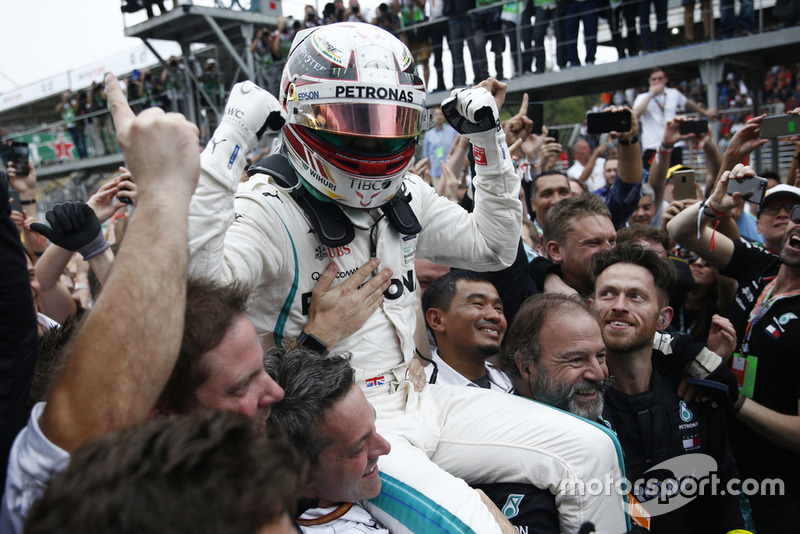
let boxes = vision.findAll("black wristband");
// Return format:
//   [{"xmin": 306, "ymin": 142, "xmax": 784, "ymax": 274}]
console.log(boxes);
[
  {"xmin": 297, "ymin": 331, "xmax": 330, "ymax": 356},
  {"xmin": 619, "ymin": 135, "xmax": 639, "ymax": 146},
  {"xmin": 20, "ymin": 199, "xmax": 36, "ymax": 205}
]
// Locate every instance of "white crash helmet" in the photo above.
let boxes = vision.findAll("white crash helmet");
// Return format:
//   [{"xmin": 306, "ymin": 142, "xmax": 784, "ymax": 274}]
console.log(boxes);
[{"xmin": 279, "ymin": 22, "xmax": 431, "ymax": 209}]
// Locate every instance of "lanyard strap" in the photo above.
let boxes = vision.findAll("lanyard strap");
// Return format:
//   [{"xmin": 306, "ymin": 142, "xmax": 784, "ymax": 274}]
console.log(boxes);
[
  {"xmin": 652, "ymin": 94, "xmax": 665, "ymax": 115},
  {"xmin": 742, "ymin": 279, "xmax": 800, "ymax": 353}
]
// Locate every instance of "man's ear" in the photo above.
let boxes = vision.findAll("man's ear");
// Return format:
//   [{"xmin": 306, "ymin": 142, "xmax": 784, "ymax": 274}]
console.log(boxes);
[
  {"xmin": 515, "ymin": 353, "xmax": 532, "ymax": 381},
  {"xmin": 545, "ymin": 240, "xmax": 563, "ymax": 263},
  {"xmin": 426, "ymin": 308, "xmax": 446, "ymax": 334},
  {"xmin": 515, "ymin": 353, "xmax": 535, "ymax": 397},
  {"xmin": 658, "ymin": 306, "xmax": 674, "ymax": 330}
]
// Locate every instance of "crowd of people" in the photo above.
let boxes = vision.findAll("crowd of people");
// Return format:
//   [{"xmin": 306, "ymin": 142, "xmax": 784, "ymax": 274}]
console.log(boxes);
[
  {"xmin": 6, "ymin": 19, "xmax": 800, "ymax": 534},
  {"xmin": 244, "ymin": 0, "xmax": 789, "ymax": 90}
]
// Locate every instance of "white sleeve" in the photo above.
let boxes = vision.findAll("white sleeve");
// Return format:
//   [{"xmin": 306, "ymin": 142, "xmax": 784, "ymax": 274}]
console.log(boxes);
[
  {"xmin": 1, "ymin": 403, "xmax": 70, "ymax": 534},
  {"xmin": 413, "ymin": 158, "xmax": 522, "ymax": 271},
  {"xmin": 188, "ymin": 124, "xmax": 289, "ymax": 286}
]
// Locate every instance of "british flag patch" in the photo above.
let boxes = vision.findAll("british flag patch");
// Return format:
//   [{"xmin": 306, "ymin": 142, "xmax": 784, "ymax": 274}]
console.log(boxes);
[{"xmin": 365, "ymin": 375, "xmax": 385, "ymax": 388}]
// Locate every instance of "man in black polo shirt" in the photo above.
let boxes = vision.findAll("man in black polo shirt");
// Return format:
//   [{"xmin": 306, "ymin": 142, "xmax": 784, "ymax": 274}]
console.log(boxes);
[{"xmin": 668, "ymin": 163, "xmax": 800, "ymax": 534}]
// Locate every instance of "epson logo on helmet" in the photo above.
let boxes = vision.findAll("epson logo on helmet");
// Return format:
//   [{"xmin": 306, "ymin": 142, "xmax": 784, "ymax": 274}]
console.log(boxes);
[
  {"xmin": 297, "ymin": 90, "xmax": 319, "ymax": 101},
  {"xmin": 335, "ymin": 86, "xmax": 415, "ymax": 102}
]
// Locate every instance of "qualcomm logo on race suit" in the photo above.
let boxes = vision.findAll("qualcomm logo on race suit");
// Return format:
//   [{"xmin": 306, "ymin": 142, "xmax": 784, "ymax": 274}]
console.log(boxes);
[
  {"xmin": 301, "ymin": 269, "xmax": 415, "ymax": 315},
  {"xmin": 635, "ymin": 453, "xmax": 717, "ymax": 517}
]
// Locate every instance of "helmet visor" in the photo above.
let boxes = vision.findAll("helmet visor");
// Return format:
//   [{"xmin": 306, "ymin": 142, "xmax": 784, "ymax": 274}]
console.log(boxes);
[{"xmin": 289, "ymin": 101, "xmax": 428, "ymax": 138}]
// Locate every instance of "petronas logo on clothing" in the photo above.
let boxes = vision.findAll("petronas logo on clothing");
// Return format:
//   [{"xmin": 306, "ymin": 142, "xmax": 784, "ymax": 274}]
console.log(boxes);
[
  {"xmin": 502, "ymin": 494, "xmax": 524, "ymax": 519},
  {"xmin": 679, "ymin": 401, "xmax": 693, "ymax": 423}
]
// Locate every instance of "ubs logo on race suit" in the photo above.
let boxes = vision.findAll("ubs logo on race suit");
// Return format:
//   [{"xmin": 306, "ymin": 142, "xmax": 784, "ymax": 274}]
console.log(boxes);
[{"xmin": 314, "ymin": 245, "xmax": 351, "ymax": 260}]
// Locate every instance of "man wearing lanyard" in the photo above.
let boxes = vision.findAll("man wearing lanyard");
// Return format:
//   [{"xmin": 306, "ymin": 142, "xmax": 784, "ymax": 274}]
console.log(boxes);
[
  {"xmin": 633, "ymin": 68, "xmax": 717, "ymax": 168},
  {"xmin": 667, "ymin": 163, "xmax": 800, "ymax": 534}
]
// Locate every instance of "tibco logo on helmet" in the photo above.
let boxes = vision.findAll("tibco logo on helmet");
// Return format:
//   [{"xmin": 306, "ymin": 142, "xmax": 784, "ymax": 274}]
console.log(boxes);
[{"xmin": 279, "ymin": 22, "xmax": 433, "ymax": 209}]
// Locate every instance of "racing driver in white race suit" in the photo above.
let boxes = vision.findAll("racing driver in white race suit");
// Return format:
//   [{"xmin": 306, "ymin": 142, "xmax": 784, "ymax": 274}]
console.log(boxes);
[{"xmin": 188, "ymin": 22, "xmax": 628, "ymax": 534}]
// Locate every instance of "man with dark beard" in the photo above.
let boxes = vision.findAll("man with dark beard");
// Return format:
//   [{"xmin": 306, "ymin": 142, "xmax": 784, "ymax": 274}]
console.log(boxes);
[
  {"xmin": 591, "ymin": 243, "xmax": 745, "ymax": 534},
  {"xmin": 503, "ymin": 293, "xmax": 613, "ymax": 422},
  {"xmin": 422, "ymin": 271, "xmax": 514, "ymax": 391}
]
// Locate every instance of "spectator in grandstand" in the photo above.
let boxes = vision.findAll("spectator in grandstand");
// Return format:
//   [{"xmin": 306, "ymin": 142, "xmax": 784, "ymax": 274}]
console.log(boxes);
[
  {"xmin": 135, "ymin": 68, "xmax": 166, "ymax": 110},
  {"xmin": 607, "ymin": 0, "xmax": 638, "ymax": 58},
  {"xmin": 563, "ymin": 0, "xmax": 598, "ymax": 66},
  {"xmin": 423, "ymin": 106, "xmax": 457, "ymax": 185},
  {"xmin": 322, "ymin": 0, "xmax": 346, "ymax": 23},
  {"xmin": 347, "ymin": 0, "xmax": 367, "ymax": 21},
  {"xmin": 201, "ymin": 58, "xmax": 225, "ymax": 110},
  {"xmin": 78, "ymin": 90, "xmax": 104, "ymax": 158},
  {"xmin": 444, "ymin": 0, "xmax": 476, "ymax": 87},
  {"xmin": 501, "ymin": 0, "xmax": 533, "ymax": 78},
  {"xmin": 427, "ymin": 0, "xmax": 448, "ymax": 90},
  {"xmin": 55, "ymin": 92, "xmax": 88, "ymax": 160},
  {"xmin": 88, "ymin": 81, "xmax": 118, "ymax": 155},
  {"xmin": 250, "ymin": 26, "xmax": 282, "ymax": 96},
  {"xmin": 120, "ymin": 0, "xmax": 168, "ymax": 18},
  {"xmin": 396, "ymin": 0, "xmax": 432, "ymax": 87},
  {"xmin": 471, "ymin": 0, "xmax": 506, "ymax": 81},
  {"xmin": 634, "ymin": 68, "xmax": 717, "ymax": 168},
  {"xmin": 683, "ymin": 0, "xmax": 710, "ymax": 42},
  {"xmin": 372, "ymin": 2, "xmax": 400, "ymax": 31},
  {"xmin": 567, "ymin": 138, "xmax": 607, "ymax": 192},
  {"xmin": 304, "ymin": 4, "xmax": 321, "ymax": 27},
  {"xmin": 637, "ymin": 0, "xmax": 668, "ymax": 52},
  {"xmin": 720, "ymin": 0, "xmax": 754, "ymax": 38},
  {"xmin": 531, "ymin": 0, "xmax": 567, "ymax": 73}
]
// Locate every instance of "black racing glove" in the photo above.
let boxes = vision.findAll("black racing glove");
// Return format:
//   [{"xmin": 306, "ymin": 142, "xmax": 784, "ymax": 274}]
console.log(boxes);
[{"xmin": 30, "ymin": 201, "xmax": 109, "ymax": 260}]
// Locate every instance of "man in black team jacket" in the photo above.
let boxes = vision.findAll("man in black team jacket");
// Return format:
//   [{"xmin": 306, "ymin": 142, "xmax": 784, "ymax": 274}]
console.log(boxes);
[
  {"xmin": 591, "ymin": 244, "xmax": 745, "ymax": 533},
  {"xmin": 668, "ymin": 163, "xmax": 800, "ymax": 534}
]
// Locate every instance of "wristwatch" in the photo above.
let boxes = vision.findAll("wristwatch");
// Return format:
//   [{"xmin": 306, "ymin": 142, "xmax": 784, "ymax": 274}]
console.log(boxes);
[{"xmin": 296, "ymin": 330, "xmax": 330, "ymax": 356}]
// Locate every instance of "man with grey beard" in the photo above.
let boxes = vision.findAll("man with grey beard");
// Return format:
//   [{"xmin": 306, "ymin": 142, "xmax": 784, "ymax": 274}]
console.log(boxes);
[{"xmin": 503, "ymin": 293, "xmax": 613, "ymax": 422}]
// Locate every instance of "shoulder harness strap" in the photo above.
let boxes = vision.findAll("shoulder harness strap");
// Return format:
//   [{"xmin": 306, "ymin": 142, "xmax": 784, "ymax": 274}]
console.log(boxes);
[{"xmin": 248, "ymin": 153, "xmax": 421, "ymax": 247}]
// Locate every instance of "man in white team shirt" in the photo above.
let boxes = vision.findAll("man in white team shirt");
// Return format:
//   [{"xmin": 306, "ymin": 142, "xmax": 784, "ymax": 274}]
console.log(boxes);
[{"xmin": 421, "ymin": 270, "xmax": 514, "ymax": 392}]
